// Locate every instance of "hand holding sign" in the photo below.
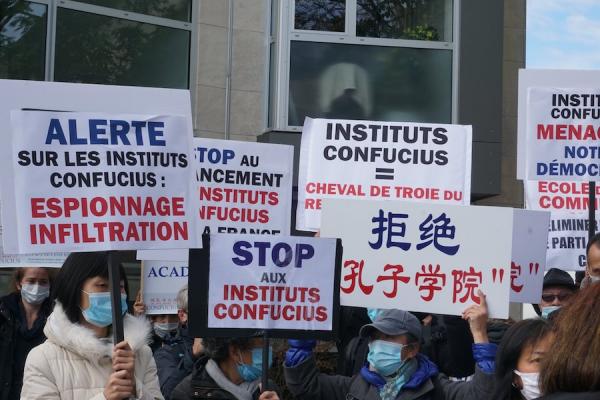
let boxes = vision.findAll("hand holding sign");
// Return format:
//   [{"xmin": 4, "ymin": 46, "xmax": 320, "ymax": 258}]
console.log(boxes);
[{"xmin": 462, "ymin": 290, "xmax": 489, "ymax": 343}]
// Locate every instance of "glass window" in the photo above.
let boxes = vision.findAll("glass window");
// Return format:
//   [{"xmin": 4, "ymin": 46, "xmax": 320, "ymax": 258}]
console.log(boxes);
[
  {"xmin": 288, "ymin": 41, "xmax": 452, "ymax": 126},
  {"xmin": 76, "ymin": 0, "xmax": 192, "ymax": 22},
  {"xmin": 357, "ymin": 0, "xmax": 451, "ymax": 41},
  {"xmin": 0, "ymin": 0, "xmax": 47, "ymax": 80},
  {"xmin": 294, "ymin": 0, "xmax": 345, "ymax": 32},
  {"xmin": 54, "ymin": 8, "xmax": 190, "ymax": 89}
]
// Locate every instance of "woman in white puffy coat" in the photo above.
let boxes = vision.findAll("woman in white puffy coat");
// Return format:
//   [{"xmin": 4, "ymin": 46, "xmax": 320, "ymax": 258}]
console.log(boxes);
[{"xmin": 21, "ymin": 252, "xmax": 163, "ymax": 400}]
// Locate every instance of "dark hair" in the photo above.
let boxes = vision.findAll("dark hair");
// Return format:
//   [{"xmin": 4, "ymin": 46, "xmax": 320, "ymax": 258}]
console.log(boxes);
[
  {"xmin": 202, "ymin": 337, "xmax": 255, "ymax": 363},
  {"xmin": 586, "ymin": 232, "xmax": 600, "ymax": 255},
  {"xmin": 53, "ymin": 252, "xmax": 127, "ymax": 323},
  {"xmin": 491, "ymin": 318, "xmax": 552, "ymax": 400},
  {"xmin": 540, "ymin": 284, "xmax": 600, "ymax": 393},
  {"xmin": 11, "ymin": 267, "xmax": 56, "ymax": 293}
]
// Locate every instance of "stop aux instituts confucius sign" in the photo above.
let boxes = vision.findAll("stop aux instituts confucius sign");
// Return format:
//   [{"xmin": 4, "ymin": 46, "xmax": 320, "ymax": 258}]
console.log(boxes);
[{"xmin": 189, "ymin": 234, "xmax": 341, "ymax": 337}]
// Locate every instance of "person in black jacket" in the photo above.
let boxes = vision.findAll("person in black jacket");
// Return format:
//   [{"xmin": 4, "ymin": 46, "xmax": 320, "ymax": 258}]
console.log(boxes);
[
  {"xmin": 172, "ymin": 335, "xmax": 280, "ymax": 400},
  {"xmin": 154, "ymin": 285, "xmax": 199, "ymax": 400},
  {"xmin": 0, "ymin": 267, "xmax": 53, "ymax": 400}
]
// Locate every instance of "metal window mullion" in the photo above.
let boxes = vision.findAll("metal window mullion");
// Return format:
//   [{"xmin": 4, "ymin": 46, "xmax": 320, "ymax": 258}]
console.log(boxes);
[
  {"xmin": 57, "ymin": 0, "xmax": 193, "ymax": 30},
  {"xmin": 451, "ymin": 0, "xmax": 461, "ymax": 124},
  {"xmin": 278, "ymin": 0, "xmax": 292, "ymax": 130},
  {"xmin": 262, "ymin": 0, "xmax": 273, "ymax": 131},
  {"xmin": 291, "ymin": 32, "xmax": 453, "ymax": 50},
  {"xmin": 346, "ymin": 0, "xmax": 357, "ymax": 37},
  {"xmin": 189, "ymin": 0, "xmax": 199, "ymax": 130},
  {"xmin": 47, "ymin": 0, "xmax": 57, "ymax": 81}
]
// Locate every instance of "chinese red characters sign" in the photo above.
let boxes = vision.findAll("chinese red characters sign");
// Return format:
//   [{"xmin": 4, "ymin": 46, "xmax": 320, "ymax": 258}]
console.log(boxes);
[{"xmin": 320, "ymin": 199, "xmax": 513, "ymax": 318}]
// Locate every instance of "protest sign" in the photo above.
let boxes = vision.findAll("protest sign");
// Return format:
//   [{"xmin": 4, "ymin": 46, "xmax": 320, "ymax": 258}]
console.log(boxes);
[
  {"xmin": 525, "ymin": 180, "xmax": 593, "ymax": 270},
  {"xmin": 296, "ymin": 118, "xmax": 472, "ymax": 231},
  {"xmin": 509, "ymin": 209, "xmax": 551, "ymax": 303},
  {"xmin": 142, "ymin": 260, "xmax": 188, "ymax": 314},
  {"xmin": 137, "ymin": 138, "xmax": 294, "ymax": 261},
  {"xmin": 0, "ymin": 79, "xmax": 195, "ymax": 345},
  {"xmin": 0, "ymin": 110, "xmax": 194, "ymax": 253},
  {"xmin": 188, "ymin": 234, "xmax": 341, "ymax": 339},
  {"xmin": 525, "ymin": 87, "xmax": 600, "ymax": 181},
  {"xmin": 517, "ymin": 69, "xmax": 600, "ymax": 179},
  {"xmin": 320, "ymin": 199, "xmax": 512, "ymax": 318}
]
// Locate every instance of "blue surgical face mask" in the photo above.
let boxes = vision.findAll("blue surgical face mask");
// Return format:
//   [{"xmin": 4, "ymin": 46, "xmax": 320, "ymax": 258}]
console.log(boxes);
[
  {"xmin": 154, "ymin": 322, "xmax": 178, "ymax": 339},
  {"xmin": 541, "ymin": 305, "xmax": 560, "ymax": 319},
  {"xmin": 367, "ymin": 339, "xmax": 407, "ymax": 377},
  {"xmin": 21, "ymin": 283, "xmax": 50, "ymax": 305},
  {"xmin": 367, "ymin": 308, "xmax": 382, "ymax": 322},
  {"xmin": 81, "ymin": 291, "xmax": 128, "ymax": 327},
  {"xmin": 236, "ymin": 346, "xmax": 273, "ymax": 382}
]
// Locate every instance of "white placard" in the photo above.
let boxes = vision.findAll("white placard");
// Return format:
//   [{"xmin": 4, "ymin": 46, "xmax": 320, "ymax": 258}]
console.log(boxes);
[
  {"xmin": 0, "ymin": 110, "xmax": 194, "ymax": 253},
  {"xmin": 0, "ymin": 79, "xmax": 196, "ymax": 254},
  {"xmin": 137, "ymin": 138, "xmax": 294, "ymax": 261},
  {"xmin": 525, "ymin": 180, "xmax": 592, "ymax": 270},
  {"xmin": 517, "ymin": 69, "xmax": 600, "ymax": 179},
  {"xmin": 525, "ymin": 87, "xmax": 600, "ymax": 181},
  {"xmin": 207, "ymin": 234, "xmax": 337, "ymax": 331},
  {"xmin": 320, "ymin": 199, "xmax": 512, "ymax": 318},
  {"xmin": 297, "ymin": 118, "xmax": 472, "ymax": 231},
  {"xmin": 510, "ymin": 209, "xmax": 551, "ymax": 303},
  {"xmin": 142, "ymin": 260, "xmax": 188, "ymax": 315},
  {"xmin": 0, "ymin": 201, "xmax": 67, "ymax": 268}
]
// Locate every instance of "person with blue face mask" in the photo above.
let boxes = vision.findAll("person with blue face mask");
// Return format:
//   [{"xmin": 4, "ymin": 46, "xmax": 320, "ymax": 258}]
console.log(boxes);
[
  {"xmin": 171, "ymin": 336, "xmax": 280, "ymax": 400},
  {"xmin": 284, "ymin": 291, "xmax": 498, "ymax": 400},
  {"xmin": 532, "ymin": 268, "xmax": 577, "ymax": 320},
  {"xmin": 20, "ymin": 252, "xmax": 163, "ymax": 400},
  {"xmin": 0, "ymin": 267, "xmax": 54, "ymax": 400}
]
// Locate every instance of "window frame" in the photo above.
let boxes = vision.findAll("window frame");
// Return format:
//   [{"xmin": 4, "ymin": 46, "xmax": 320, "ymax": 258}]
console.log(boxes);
[
  {"xmin": 269, "ymin": 0, "xmax": 460, "ymax": 131},
  {"xmin": 21, "ymin": 0, "xmax": 197, "ymax": 99}
]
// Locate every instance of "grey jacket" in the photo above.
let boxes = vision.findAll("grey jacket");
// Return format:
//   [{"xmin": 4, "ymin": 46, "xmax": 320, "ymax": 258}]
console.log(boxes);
[{"xmin": 284, "ymin": 355, "xmax": 495, "ymax": 400}]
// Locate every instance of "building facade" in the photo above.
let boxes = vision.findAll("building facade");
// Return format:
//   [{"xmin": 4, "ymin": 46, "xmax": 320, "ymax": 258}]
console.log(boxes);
[{"xmin": 0, "ymin": 0, "xmax": 526, "ymax": 308}]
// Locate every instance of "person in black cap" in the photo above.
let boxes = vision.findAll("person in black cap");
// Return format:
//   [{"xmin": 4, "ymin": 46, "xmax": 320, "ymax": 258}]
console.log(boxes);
[
  {"xmin": 283, "ymin": 292, "xmax": 497, "ymax": 400},
  {"xmin": 532, "ymin": 268, "xmax": 577, "ymax": 319}
]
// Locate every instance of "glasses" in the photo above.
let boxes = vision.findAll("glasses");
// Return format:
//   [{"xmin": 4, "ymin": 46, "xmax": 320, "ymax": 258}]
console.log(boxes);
[{"xmin": 541, "ymin": 292, "xmax": 572, "ymax": 302}]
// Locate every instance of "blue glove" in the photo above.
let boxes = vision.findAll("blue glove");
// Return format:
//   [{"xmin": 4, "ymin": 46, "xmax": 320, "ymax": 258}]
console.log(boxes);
[
  {"xmin": 472, "ymin": 343, "xmax": 497, "ymax": 374},
  {"xmin": 285, "ymin": 339, "xmax": 317, "ymax": 367}
]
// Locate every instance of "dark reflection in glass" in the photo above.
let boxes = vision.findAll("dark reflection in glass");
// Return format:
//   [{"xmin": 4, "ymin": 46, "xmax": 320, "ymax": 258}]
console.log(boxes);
[
  {"xmin": 295, "ymin": 0, "xmax": 345, "ymax": 32},
  {"xmin": 76, "ymin": 0, "xmax": 192, "ymax": 22},
  {"xmin": 357, "ymin": 0, "xmax": 451, "ymax": 41},
  {"xmin": 288, "ymin": 41, "xmax": 452, "ymax": 126},
  {"xmin": 55, "ymin": 8, "xmax": 190, "ymax": 89},
  {"xmin": 0, "ymin": 0, "xmax": 47, "ymax": 80}
]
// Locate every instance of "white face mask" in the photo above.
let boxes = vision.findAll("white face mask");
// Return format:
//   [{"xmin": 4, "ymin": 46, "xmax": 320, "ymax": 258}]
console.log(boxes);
[
  {"xmin": 21, "ymin": 283, "xmax": 50, "ymax": 305},
  {"xmin": 514, "ymin": 370, "xmax": 541, "ymax": 400}
]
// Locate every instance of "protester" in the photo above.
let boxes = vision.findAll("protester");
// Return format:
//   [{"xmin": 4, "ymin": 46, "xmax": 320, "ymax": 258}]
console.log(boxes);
[
  {"xmin": 284, "ymin": 291, "xmax": 496, "ymax": 399},
  {"xmin": 490, "ymin": 318, "xmax": 552, "ymax": 400},
  {"xmin": 581, "ymin": 232, "xmax": 600, "ymax": 288},
  {"xmin": 150, "ymin": 313, "xmax": 181, "ymax": 352},
  {"xmin": 20, "ymin": 252, "xmax": 163, "ymax": 400},
  {"xmin": 532, "ymin": 268, "xmax": 577, "ymax": 319},
  {"xmin": 154, "ymin": 285, "xmax": 198, "ymax": 399},
  {"xmin": 538, "ymin": 283, "xmax": 600, "ymax": 399},
  {"xmin": 0, "ymin": 267, "xmax": 53, "ymax": 400},
  {"xmin": 171, "ymin": 335, "xmax": 280, "ymax": 400}
]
